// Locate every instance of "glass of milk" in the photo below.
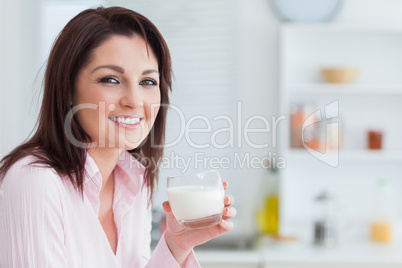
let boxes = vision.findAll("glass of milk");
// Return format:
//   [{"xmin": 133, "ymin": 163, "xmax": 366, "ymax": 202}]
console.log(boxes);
[{"xmin": 167, "ymin": 170, "xmax": 225, "ymax": 229}]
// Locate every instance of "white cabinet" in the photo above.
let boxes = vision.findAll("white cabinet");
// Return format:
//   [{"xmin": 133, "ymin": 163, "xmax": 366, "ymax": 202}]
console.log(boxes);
[
  {"xmin": 262, "ymin": 264, "xmax": 402, "ymax": 268},
  {"xmin": 197, "ymin": 241, "xmax": 402, "ymax": 267},
  {"xmin": 196, "ymin": 250, "xmax": 262, "ymax": 268},
  {"xmin": 201, "ymin": 264, "xmax": 259, "ymax": 268},
  {"xmin": 201, "ymin": 261, "xmax": 400, "ymax": 268},
  {"xmin": 277, "ymin": 23, "xmax": 402, "ymax": 239}
]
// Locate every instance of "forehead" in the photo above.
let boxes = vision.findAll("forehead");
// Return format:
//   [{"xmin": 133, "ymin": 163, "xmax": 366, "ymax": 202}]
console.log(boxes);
[{"xmin": 86, "ymin": 34, "xmax": 158, "ymax": 70}]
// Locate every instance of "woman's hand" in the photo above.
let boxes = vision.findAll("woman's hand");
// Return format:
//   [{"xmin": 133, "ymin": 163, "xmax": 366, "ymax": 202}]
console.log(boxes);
[{"xmin": 162, "ymin": 180, "xmax": 236, "ymax": 265}]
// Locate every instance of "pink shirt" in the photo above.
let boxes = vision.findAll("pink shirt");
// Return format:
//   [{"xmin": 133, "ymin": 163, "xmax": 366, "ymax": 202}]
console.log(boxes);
[{"xmin": 0, "ymin": 151, "xmax": 200, "ymax": 268}]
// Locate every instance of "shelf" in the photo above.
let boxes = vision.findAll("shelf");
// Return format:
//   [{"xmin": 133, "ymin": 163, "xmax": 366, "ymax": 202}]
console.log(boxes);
[
  {"xmin": 285, "ymin": 84, "xmax": 402, "ymax": 96},
  {"xmin": 279, "ymin": 23, "xmax": 402, "ymax": 240},
  {"xmin": 283, "ymin": 23, "xmax": 402, "ymax": 34},
  {"xmin": 285, "ymin": 149, "xmax": 402, "ymax": 162}
]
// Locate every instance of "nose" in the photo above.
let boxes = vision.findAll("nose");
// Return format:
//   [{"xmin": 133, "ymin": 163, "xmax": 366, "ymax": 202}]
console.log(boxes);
[{"xmin": 120, "ymin": 84, "xmax": 144, "ymax": 109}]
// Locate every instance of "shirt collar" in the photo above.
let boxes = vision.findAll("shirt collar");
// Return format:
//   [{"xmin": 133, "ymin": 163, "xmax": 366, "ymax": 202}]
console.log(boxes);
[
  {"xmin": 83, "ymin": 151, "xmax": 146, "ymax": 215},
  {"xmin": 84, "ymin": 152, "xmax": 101, "ymax": 185},
  {"xmin": 114, "ymin": 150, "xmax": 146, "ymax": 199}
]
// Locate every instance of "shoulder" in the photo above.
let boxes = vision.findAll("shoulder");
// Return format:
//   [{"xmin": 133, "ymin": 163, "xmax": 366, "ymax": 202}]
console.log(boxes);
[
  {"xmin": 1, "ymin": 155, "xmax": 64, "ymax": 201},
  {"xmin": 0, "ymin": 156, "xmax": 66, "ymax": 261},
  {"xmin": 3, "ymin": 155, "xmax": 60, "ymax": 182}
]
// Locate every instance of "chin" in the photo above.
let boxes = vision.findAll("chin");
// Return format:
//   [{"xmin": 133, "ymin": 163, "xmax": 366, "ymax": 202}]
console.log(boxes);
[
  {"xmin": 124, "ymin": 144, "xmax": 141, "ymax": 151},
  {"xmin": 120, "ymin": 139, "xmax": 145, "ymax": 151}
]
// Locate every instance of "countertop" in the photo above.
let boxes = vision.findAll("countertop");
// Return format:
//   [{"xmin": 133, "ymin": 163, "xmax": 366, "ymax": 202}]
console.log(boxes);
[{"xmin": 194, "ymin": 236, "xmax": 402, "ymax": 265}]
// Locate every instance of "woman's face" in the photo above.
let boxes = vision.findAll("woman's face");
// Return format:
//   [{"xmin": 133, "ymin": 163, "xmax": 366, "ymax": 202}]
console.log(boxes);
[{"xmin": 72, "ymin": 34, "xmax": 161, "ymax": 150}]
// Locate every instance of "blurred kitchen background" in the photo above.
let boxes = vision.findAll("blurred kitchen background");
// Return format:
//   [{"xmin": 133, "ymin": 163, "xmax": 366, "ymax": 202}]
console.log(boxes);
[{"xmin": 2, "ymin": 0, "xmax": 402, "ymax": 267}]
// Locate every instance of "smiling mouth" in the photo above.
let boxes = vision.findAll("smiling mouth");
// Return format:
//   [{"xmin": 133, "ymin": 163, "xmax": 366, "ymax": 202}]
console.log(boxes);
[{"xmin": 108, "ymin": 116, "xmax": 142, "ymax": 125}]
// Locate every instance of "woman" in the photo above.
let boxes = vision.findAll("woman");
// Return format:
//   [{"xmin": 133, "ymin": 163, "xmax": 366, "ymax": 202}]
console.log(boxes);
[{"xmin": 0, "ymin": 6, "xmax": 235, "ymax": 267}]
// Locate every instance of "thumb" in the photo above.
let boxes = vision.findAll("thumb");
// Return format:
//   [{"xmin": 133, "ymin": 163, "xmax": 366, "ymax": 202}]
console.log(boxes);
[{"xmin": 162, "ymin": 201, "xmax": 173, "ymax": 213}]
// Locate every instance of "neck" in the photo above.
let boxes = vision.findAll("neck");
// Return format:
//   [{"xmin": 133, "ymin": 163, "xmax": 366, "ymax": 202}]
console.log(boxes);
[{"xmin": 88, "ymin": 147, "xmax": 122, "ymax": 191}]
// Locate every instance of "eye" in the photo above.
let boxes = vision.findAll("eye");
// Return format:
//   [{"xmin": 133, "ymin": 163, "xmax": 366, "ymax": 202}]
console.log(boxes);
[
  {"xmin": 140, "ymin": 79, "xmax": 158, "ymax": 86},
  {"xmin": 99, "ymin": 76, "xmax": 120, "ymax": 84}
]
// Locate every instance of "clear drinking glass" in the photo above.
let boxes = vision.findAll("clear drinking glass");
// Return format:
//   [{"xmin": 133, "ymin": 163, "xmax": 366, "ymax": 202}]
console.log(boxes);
[{"xmin": 167, "ymin": 170, "xmax": 225, "ymax": 229}]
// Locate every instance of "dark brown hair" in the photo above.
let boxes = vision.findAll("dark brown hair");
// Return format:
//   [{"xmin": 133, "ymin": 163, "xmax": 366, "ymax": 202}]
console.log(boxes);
[{"xmin": 0, "ymin": 6, "xmax": 172, "ymax": 201}]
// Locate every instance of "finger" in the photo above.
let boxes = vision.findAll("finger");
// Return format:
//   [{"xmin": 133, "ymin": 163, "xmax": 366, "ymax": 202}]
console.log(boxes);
[
  {"xmin": 224, "ymin": 194, "xmax": 234, "ymax": 207},
  {"xmin": 222, "ymin": 180, "xmax": 228, "ymax": 190},
  {"xmin": 162, "ymin": 201, "xmax": 172, "ymax": 213},
  {"xmin": 219, "ymin": 219, "xmax": 234, "ymax": 231},
  {"xmin": 222, "ymin": 206, "xmax": 237, "ymax": 220}
]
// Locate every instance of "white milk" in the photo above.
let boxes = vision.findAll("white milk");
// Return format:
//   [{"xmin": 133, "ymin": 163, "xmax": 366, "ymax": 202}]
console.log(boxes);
[{"xmin": 167, "ymin": 185, "xmax": 224, "ymax": 220}]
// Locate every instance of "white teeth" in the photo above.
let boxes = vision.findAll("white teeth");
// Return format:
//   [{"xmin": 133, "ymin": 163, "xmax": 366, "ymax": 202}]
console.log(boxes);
[
  {"xmin": 109, "ymin": 116, "xmax": 141, "ymax": 125},
  {"xmin": 128, "ymin": 118, "xmax": 140, "ymax": 124}
]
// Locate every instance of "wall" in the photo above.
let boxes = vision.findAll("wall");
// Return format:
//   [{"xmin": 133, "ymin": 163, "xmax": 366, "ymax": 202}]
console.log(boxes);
[
  {"xmin": 0, "ymin": 0, "xmax": 42, "ymax": 158},
  {"xmin": 335, "ymin": 0, "xmax": 402, "ymax": 24},
  {"xmin": 229, "ymin": 0, "xmax": 280, "ymax": 237},
  {"xmin": 1, "ymin": 0, "xmax": 25, "ymax": 157}
]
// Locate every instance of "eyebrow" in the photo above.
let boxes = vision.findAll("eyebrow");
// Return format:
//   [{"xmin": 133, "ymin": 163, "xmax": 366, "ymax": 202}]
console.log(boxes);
[
  {"xmin": 142, "ymin": 69, "xmax": 159, "ymax": 75},
  {"xmin": 91, "ymin": 65, "xmax": 124, "ymax": 74},
  {"xmin": 90, "ymin": 65, "xmax": 159, "ymax": 76}
]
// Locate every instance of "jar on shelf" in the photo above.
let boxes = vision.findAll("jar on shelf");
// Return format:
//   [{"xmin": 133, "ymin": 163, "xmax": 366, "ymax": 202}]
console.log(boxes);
[
  {"xmin": 367, "ymin": 129, "xmax": 383, "ymax": 150},
  {"xmin": 291, "ymin": 103, "xmax": 343, "ymax": 152},
  {"xmin": 290, "ymin": 104, "xmax": 318, "ymax": 149},
  {"xmin": 290, "ymin": 104, "xmax": 305, "ymax": 148}
]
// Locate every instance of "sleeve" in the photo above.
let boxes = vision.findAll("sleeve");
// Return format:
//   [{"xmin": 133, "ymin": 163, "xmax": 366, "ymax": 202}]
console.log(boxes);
[
  {"xmin": 147, "ymin": 232, "xmax": 201, "ymax": 268},
  {"xmin": 140, "ymin": 195, "xmax": 200, "ymax": 268},
  {"xmin": 0, "ymin": 160, "xmax": 68, "ymax": 268}
]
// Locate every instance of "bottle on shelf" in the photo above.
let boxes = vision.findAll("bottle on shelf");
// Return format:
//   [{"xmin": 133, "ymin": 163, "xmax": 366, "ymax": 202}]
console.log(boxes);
[
  {"xmin": 256, "ymin": 177, "xmax": 279, "ymax": 235},
  {"xmin": 370, "ymin": 178, "xmax": 397, "ymax": 243}
]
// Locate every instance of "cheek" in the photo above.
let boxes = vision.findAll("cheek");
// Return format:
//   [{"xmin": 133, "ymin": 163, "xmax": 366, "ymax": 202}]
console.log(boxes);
[
  {"xmin": 145, "ymin": 90, "xmax": 161, "ymax": 123},
  {"xmin": 76, "ymin": 108, "xmax": 101, "ymax": 136}
]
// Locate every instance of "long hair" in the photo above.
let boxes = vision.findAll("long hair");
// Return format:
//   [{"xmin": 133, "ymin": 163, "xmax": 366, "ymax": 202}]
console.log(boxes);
[{"xmin": 0, "ymin": 6, "xmax": 172, "ymax": 202}]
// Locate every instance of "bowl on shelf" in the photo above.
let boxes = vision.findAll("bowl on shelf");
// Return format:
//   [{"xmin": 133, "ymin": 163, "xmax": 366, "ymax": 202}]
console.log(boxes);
[{"xmin": 321, "ymin": 67, "xmax": 359, "ymax": 83}]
